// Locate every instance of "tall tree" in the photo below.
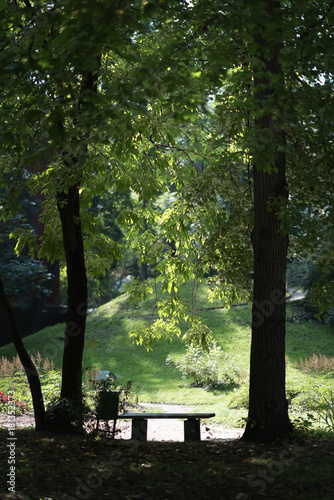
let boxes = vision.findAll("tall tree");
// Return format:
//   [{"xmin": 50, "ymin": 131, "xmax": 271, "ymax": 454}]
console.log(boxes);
[
  {"xmin": 0, "ymin": 0, "xmax": 189, "ymax": 429},
  {"xmin": 242, "ymin": 0, "xmax": 293, "ymax": 442},
  {"xmin": 125, "ymin": 0, "xmax": 334, "ymax": 442}
]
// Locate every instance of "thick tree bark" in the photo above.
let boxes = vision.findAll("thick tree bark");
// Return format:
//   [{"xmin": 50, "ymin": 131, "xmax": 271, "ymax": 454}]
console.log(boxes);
[
  {"xmin": 242, "ymin": 0, "xmax": 293, "ymax": 442},
  {"xmin": 57, "ymin": 184, "xmax": 88, "ymax": 408},
  {"xmin": 0, "ymin": 277, "xmax": 46, "ymax": 431}
]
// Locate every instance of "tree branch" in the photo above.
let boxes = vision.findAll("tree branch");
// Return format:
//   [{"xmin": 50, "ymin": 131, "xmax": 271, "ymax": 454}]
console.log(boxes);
[{"xmin": 149, "ymin": 135, "xmax": 204, "ymax": 173}]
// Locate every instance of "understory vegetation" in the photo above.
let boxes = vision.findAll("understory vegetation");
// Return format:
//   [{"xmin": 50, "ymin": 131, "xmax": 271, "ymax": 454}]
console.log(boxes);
[
  {"xmin": 166, "ymin": 340, "xmax": 244, "ymax": 389},
  {"xmin": 0, "ymin": 283, "xmax": 334, "ymax": 435}
]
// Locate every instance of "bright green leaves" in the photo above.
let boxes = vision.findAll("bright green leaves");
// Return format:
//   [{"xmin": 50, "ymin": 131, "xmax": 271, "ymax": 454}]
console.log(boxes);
[
  {"xmin": 122, "ymin": 278, "xmax": 154, "ymax": 303},
  {"xmin": 130, "ymin": 318, "xmax": 181, "ymax": 352},
  {"xmin": 129, "ymin": 290, "xmax": 213, "ymax": 351},
  {"xmin": 130, "ymin": 315, "xmax": 213, "ymax": 352},
  {"xmin": 2, "ymin": 0, "xmax": 333, "ymax": 349},
  {"xmin": 10, "ymin": 228, "xmax": 38, "ymax": 259},
  {"xmin": 181, "ymin": 318, "xmax": 213, "ymax": 351}
]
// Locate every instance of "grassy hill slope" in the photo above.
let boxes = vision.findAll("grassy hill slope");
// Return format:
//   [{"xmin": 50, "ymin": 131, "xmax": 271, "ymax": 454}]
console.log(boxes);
[{"xmin": 1, "ymin": 282, "xmax": 334, "ymax": 428}]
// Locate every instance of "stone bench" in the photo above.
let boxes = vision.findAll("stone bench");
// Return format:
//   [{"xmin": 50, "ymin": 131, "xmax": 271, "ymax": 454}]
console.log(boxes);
[{"xmin": 118, "ymin": 412, "xmax": 216, "ymax": 442}]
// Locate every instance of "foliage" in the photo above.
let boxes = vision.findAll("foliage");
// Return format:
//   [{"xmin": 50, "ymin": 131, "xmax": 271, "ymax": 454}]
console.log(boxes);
[
  {"xmin": 0, "ymin": 0, "xmax": 196, "ymax": 412},
  {"xmin": 287, "ymin": 257, "xmax": 321, "ymax": 296},
  {"xmin": 81, "ymin": 367, "xmax": 137, "ymax": 436},
  {"xmin": 0, "ymin": 352, "xmax": 55, "ymax": 377},
  {"xmin": 0, "ymin": 374, "xmax": 31, "ymax": 414},
  {"xmin": 38, "ymin": 371, "xmax": 62, "ymax": 409},
  {"xmin": 287, "ymin": 258, "xmax": 334, "ymax": 323},
  {"xmin": 293, "ymin": 353, "xmax": 334, "ymax": 374},
  {"xmin": 228, "ymin": 382, "xmax": 250, "ymax": 410},
  {"xmin": 113, "ymin": 0, "xmax": 334, "ymax": 362},
  {"xmin": 0, "ymin": 353, "xmax": 61, "ymax": 412},
  {"xmin": 0, "ymin": 390, "xmax": 25, "ymax": 415},
  {"xmin": 166, "ymin": 340, "xmax": 242, "ymax": 389},
  {"xmin": 0, "ymin": 354, "xmax": 25, "ymax": 377},
  {"xmin": 0, "ymin": 218, "xmax": 53, "ymax": 309},
  {"xmin": 129, "ymin": 289, "xmax": 216, "ymax": 351},
  {"xmin": 286, "ymin": 378, "xmax": 334, "ymax": 413},
  {"xmin": 316, "ymin": 392, "xmax": 334, "ymax": 432},
  {"xmin": 83, "ymin": 188, "xmax": 142, "ymax": 306},
  {"xmin": 287, "ymin": 352, "xmax": 334, "ymax": 430},
  {"xmin": 290, "ymin": 412, "xmax": 318, "ymax": 436},
  {"xmin": 84, "ymin": 367, "xmax": 138, "ymax": 414},
  {"xmin": 290, "ymin": 393, "xmax": 334, "ymax": 436}
]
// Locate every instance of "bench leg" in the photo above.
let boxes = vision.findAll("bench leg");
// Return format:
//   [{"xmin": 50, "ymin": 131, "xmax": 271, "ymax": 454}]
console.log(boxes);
[
  {"xmin": 112, "ymin": 419, "xmax": 117, "ymax": 439},
  {"xmin": 184, "ymin": 418, "xmax": 201, "ymax": 442},
  {"xmin": 131, "ymin": 418, "xmax": 148, "ymax": 441}
]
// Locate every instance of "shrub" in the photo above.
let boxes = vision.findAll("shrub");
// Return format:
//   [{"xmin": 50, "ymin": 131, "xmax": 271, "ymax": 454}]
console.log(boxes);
[
  {"xmin": 0, "ymin": 355, "xmax": 24, "ymax": 377},
  {"xmin": 0, "ymin": 354, "xmax": 61, "ymax": 413},
  {"xmin": 293, "ymin": 353, "xmax": 334, "ymax": 374},
  {"xmin": 290, "ymin": 412, "xmax": 318, "ymax": 435},
  {"xmin": 228, "ymin": 382, "xmax": 249, "ymax": 409},
  {"xmin": 289, "ymin": 391, "xmax": 334, "ymax": 435},
  {"xmin": 0, "ymin": 390, "xmax": 26, "ymax": 415},
  {"xmin": 166, "ymin": 341, "xmax": 242, "ymax": 389},
  {"xmin": 286, "ymin": 379, "xmax": 334, "ymax": 412},
  {"xmin": 39, "ymin": 370, "xmax": 62, "ymax": 409},
  {"xmin": 0, "ymin": 352, "xmax": 55, "ymax": 377},
  {"xmin": 315, "ymin": 391, "xmax": 334, "ymax": 432}
]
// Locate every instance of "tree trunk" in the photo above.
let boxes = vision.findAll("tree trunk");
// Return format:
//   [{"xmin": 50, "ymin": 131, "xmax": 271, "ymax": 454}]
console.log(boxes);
[
  {"xmin": 139, "ymin": 197, "xmax": 149, "ymax": 282},
  {"xmin": 0, "ymin": 277, "xmax": 46, "ymax": 431},
  {"xmin": 139, "ymin": 261, "xmax": 148, "ymax": 282},
  {"xmin": 55, "ymin": 65, "xmax": 98, "ymax": 430},
  {"xmin": 57, "ymin": 184, "xmax": 87, "ymax": 411},
  {"xmin": 242, "ymin": 0, "xmax": 293, "ymax": 442}
]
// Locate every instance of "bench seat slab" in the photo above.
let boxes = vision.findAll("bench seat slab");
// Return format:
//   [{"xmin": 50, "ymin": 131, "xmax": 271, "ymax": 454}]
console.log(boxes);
[{"xmin": 120, "ymin": 413, "xmax": 215, "ymax": 419}]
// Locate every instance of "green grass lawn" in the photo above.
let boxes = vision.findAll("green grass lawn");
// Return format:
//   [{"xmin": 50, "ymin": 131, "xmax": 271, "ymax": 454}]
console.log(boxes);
[{"xmin": 1, "ymin": 282, "xmax": 334, "ymax": 431}]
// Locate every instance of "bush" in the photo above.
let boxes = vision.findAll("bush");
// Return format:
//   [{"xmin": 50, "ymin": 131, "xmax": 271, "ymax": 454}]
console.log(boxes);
[
  {"xmin": 39, "ymin": 370, "xmax": 62, "ymax": 409},
  {"xmin": 315, "ymin": 391, "xmax": 334, "ymax": 432},
  {"xmin": 166, "ymin": 341, "xmax": 242, "ymax": 389},
  {"xmin": 293, "ymin": 353, "xmax": 334, "ymax": 374},
  {"xmin": 290, "ymin": 412, "xmax": 318, "ymax": 435},
  {"xmin": 0, "ymin": 390, "xmax": 26, "ymax": 415},
  {"xmin": 286, "ymin": 378, "xmax": 334, "ymax": 412},
  {"xmin": 228, "ymin": 382, "xmax": 249, "ymax": 409},
  {"xmin": 0, "ymin": 353, "xmax": 61, "ymax": 413}
]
